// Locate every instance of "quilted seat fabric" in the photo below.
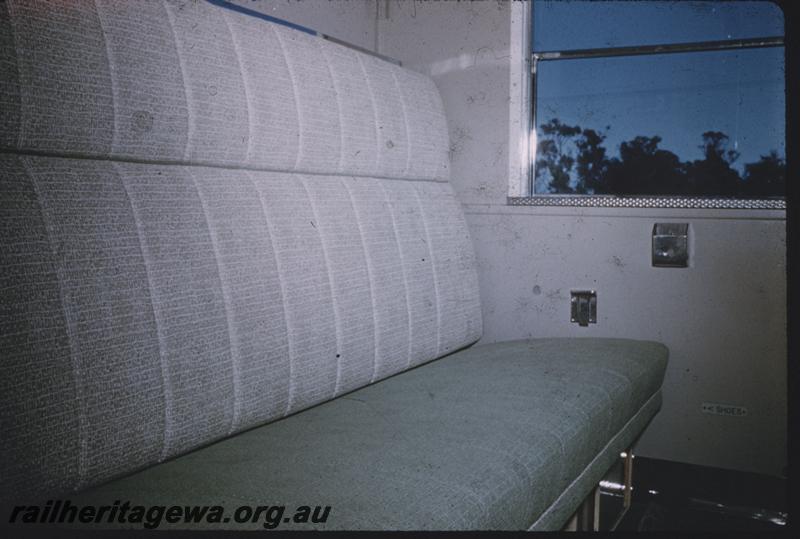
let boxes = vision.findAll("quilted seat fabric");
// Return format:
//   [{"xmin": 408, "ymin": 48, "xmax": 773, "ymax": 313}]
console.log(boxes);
[
  {"xmin": 0, "ymin": 0, "xmax": 449, "ymax": 180},
  {"xmin": 0, "ymin": 0, "xmax": 481, "ymax": 503},
  {"xmin": 0, "ymin": 155, "xmax": 481, "ymax": 503},
  {"xmin": 67, "ymin": 338, "xmax": 668, "ymax": 530}
]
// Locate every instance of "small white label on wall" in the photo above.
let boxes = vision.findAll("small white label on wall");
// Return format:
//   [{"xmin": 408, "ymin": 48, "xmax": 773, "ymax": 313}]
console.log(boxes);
[{"xmin": 701, "ymin": 402, "xmax": 748, "ymax": 417}]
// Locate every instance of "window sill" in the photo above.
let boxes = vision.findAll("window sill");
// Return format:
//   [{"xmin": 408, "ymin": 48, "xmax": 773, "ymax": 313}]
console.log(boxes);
[{"xmin": 507, "ymin": 195, "xmax": 785, "ymax": 210}]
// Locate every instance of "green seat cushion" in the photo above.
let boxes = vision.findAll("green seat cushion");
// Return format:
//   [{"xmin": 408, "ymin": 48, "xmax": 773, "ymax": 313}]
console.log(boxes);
[{"xmin": 68, "ymin": 338, "xmax": 667, "ymax": 530}]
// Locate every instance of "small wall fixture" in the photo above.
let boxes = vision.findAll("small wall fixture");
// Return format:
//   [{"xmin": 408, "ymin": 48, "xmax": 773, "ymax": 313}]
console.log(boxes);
[
  {"xmin": 652, "ymin": 223, "xmax": 689, "ymax": 267},
  {"xmin": 570, "ymin": 290, "xmax": 597, "ymax": 327}
]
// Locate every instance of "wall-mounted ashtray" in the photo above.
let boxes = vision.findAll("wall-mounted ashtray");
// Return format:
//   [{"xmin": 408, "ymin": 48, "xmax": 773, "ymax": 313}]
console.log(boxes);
[
  {"xmin": 652, "ymin": 223, "xmax": 689, "ymax": 267},
  {"xmin": 570, "ymin": 290, "xmax": 597, "ymax": 327}
]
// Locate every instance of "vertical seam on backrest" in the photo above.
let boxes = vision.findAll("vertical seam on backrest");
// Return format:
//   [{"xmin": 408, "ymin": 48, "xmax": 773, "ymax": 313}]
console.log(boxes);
[
  {"xmin": 410, "ymin": 182, "xmax": 442, "ymax": 358},
  {"xmin": 21, "ymin": 156, "xmax": 86, "ymax": 491},
  {"xmin": 162, "ymin": 0, "xmax": 193, "ymax": 161},
  {"xmin": 390, "ymin": 68, "xmax": 412, "ymax": 178},
  {"xmin": 318, "ymin": 41, "xmax": 345, "ymax": 174},
  {"xmin": 341, "ymin": 177, "xmax": 380, "ymax": 384},
  {"xmin": 377, "ymin": 180, "xmax": 413, "ymax": 369},
  {"xmin": 443, "ymin": 188, "xmax": 479, "ymax": 346},
  {"xmin": 248, "ymin": 171, "xmax": 294, "ymax": 415},
  {"xmin": 93, "ymin": 0, "xmax": 117, "ymax": 155},
  {"xmin": 355, "ymin": 54, "xmax": 381, "ymax": 175},
  {"xmin": 299, "ymin": 176, "xmax": 342, "ymax": 398},
  {"xmin": 115, "ymin": 161, "xmax": 173, "ymax": 462},
  {"xmin": 190, "ymin": 171, "xmax": 240, "ymax": 435},
  {"xmin": 221, "ymin": 12, "xmax": 253, "ymax": 165},
  {"xmin": 273, "ymin": 28, "xmax": 302, "ymax": 171}
]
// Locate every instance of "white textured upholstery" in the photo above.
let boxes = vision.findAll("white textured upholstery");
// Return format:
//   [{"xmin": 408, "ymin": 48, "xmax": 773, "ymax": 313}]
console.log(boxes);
[
  {"xmin": 0, "ymin": 0, "xmax": 450, "ymax": 179},
  {"xmin": 0, "ymin": 0, "xmax": 480, "ymax": 502}
]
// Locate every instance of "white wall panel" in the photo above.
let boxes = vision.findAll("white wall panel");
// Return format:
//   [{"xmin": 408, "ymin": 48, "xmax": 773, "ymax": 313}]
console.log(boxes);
[{"xmin": 379, "ymin": 0, "xmax": 787, "ymax": 477}]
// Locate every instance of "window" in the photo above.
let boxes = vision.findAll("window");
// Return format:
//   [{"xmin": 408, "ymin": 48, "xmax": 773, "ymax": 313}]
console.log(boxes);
[{"xmin": 521, "ymin": 0, "xmax": 785, "ymax": 207}]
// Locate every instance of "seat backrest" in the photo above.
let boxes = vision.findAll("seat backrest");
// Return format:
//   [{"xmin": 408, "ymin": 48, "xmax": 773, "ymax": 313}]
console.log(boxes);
[{"xmin": 0, "ymin": 0, "xmax": 481, "ymax": 502}]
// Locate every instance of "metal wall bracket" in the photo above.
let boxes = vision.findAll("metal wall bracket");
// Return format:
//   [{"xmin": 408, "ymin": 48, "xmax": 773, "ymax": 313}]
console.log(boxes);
[
  {"xmin": 571, "ymin": 290, "xmax": 597, "ymax": 326},
  {"xmin": 652, "ymin": 223, "xmax": 689, "ymax": 267}
]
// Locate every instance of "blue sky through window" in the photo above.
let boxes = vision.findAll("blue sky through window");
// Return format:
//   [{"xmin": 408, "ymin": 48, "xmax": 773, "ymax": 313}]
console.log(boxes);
[{"xmin": 532, "ymin": 1, "xmax": 785, "ymax": 196}]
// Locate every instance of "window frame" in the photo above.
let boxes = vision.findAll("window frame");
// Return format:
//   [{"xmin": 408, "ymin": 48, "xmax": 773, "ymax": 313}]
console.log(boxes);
[{"xmin": 507, "ymin": 2, "xmax": 786, "ymax": 209}]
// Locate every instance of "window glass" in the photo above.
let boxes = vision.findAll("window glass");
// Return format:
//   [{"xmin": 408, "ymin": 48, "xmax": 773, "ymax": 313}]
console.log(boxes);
[
  {"xmin": 531, "ymin": 0, "xmax": 785, "ymax": 198},
  {"xmin": 533, "ymin": 0, "xmax": 784, "ymax": 52}
]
